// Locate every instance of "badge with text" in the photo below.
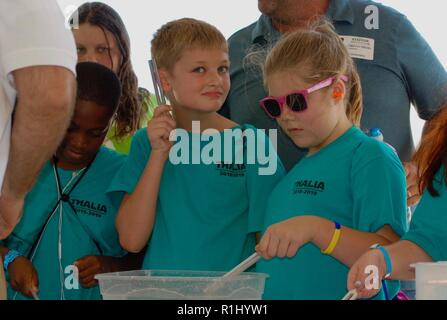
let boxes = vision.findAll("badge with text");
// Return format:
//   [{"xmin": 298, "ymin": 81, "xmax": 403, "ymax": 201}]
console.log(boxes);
[{"xmin": 339, "ymin": 35, "xmax": 375, "ymax": 61}]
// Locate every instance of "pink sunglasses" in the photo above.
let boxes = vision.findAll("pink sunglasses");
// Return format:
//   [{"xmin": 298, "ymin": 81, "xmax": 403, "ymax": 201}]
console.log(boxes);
[{"xmin": 260, "ymin": 75, "xmax": 349, "ymax": 119}]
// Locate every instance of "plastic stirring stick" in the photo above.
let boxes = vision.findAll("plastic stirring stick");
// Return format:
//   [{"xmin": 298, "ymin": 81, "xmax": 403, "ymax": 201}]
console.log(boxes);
[
  {"xmin": 148, "ymin": 59, "xmax": 166, "ymax": 106},
  {"xmin": 222, "ymin": 252, "xmax": 261, "ymax": 278},
  {"xmin": 204, "ymin": 253, "xmax": 261, "ymax": 295},
  {"xmin": 31, "ymin": 291, "xmax": 40, "ymax": 300},
  {"xmin": 148, "ymin": 59, "xmax": 175, "ymax": 124},
  {"xmin": 341, "ymin": 289, "xmax": 358, "ymax": 300}
]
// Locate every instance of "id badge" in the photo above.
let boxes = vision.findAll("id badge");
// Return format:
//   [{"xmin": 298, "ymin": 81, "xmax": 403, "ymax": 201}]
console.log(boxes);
[{"xmin": 339, "ymin": 35, "xmax": 375, "ymax": 61}]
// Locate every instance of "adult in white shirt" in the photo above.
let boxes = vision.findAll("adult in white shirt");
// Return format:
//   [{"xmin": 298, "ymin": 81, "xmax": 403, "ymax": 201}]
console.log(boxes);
[
  {"xmin": 0, "ymin": 0, "xmax": 77, "ymax": 299},
  {"xmin": 0, "ymin": 1, "xmax": 77, "ymax": 239},
  {"xmin": 0, "ymin": 0, "xmax": 77, "ymax": 300}
]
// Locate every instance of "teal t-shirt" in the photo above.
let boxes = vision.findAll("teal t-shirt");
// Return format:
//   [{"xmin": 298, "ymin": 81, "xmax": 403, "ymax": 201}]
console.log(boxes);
[
  {"xmin": 256, "ymin": 126, "xmax": 408, "ymax": 300},
  {"xmin": 402, "ymin": 166, "xmax": 447, "ymax": 261},
  {"xmin": 108, "ymin": 124, "xmax": 285, "ymax": 271},
  {"xmin": 4, "ymin": 147, "xmax": 127, "ymax": 300}
]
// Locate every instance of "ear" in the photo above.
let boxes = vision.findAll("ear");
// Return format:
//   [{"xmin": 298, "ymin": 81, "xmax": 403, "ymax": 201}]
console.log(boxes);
[
  {"xmin": 332, "ymin": 79, "xmax": 346, "ymax": 101},
  {"xmin": 158, "ymin": 69, "xmax": 172, "ymax": 93}
]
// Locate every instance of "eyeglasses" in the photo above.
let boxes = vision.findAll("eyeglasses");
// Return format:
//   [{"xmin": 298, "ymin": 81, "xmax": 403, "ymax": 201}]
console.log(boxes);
[{"xmin": 259, "ymin": 75, "xmax": 349, "ymax": 119}]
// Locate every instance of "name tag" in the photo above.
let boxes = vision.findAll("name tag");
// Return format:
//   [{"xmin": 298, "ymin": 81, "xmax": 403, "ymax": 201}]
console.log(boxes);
[{"xmin": 339, "ymin": 35, "xmax": 375, "ymax": 61}]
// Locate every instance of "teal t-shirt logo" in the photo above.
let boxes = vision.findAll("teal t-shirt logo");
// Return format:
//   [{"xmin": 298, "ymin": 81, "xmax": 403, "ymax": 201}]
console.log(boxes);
[
  {"xmin": 293, "ymin": 180, "xmax": 326, "ymax": 196},
  {"xmin": 215, "ymin": 163, "xmax": 246, "ymax": 177},
  {"xmin": 70, "ymin": 198, "xmax": 108, "ymax": 218}
]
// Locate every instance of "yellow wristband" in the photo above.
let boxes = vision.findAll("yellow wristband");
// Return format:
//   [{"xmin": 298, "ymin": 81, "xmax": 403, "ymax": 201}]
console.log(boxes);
[{"xmin": 321, "ymin": 222, "xmax": 341, "ymax": 255}]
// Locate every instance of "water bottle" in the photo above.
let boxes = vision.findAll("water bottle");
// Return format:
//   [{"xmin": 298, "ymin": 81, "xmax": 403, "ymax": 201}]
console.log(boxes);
[
  {"xmin": 368, "ymin": 128, "xmax": 397, "ymax": 153},
  {"xmin": 368, "ymin": 127, "xmax": 383, "ymax": 141},
  {"xmin": 367, "ymin": 127, "xmax": 412, "ymax": 224}
]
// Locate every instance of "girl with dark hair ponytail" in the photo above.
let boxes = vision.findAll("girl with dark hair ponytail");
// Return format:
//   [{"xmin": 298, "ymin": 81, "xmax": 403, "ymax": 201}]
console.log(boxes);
[
  {"xmin": 348, "ymin": 104, "xmax": 447, "ymax": 299},
  {"xmin": 70, "ymin": 2, "xmax": 155, "ymax": 153}
]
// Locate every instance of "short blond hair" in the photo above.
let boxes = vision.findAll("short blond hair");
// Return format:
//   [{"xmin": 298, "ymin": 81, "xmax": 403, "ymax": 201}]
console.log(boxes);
[
  {"xmin": 264, "ymin": 19, "xmax": 363, "ymax": 126},
  {"xmin": 151, "ymin": 18, "xmax": 228, "ymax": 72}
]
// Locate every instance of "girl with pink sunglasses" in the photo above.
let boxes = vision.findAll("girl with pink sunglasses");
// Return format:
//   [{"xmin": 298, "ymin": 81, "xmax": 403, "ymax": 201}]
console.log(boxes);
[{"xmin": 255, "ymin": 20, "xmax": 407, "ymax": 300}]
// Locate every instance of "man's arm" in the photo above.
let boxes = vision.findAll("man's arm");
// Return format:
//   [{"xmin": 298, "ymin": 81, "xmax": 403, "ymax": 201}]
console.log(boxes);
[
  {"xmin": 0, "ymin": 65, "xmax": 76, "ymax": 238},
  {"xmin": 0, "ymin": 245, "xmax": 7, "ymax": 299},
  {"xmin": 396, "ymin": 15, "xmax": 447, "ymax": 120}
]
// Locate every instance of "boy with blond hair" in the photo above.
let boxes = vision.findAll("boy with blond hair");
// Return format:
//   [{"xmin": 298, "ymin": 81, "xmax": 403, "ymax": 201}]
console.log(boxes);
[{"xmin": 110, "ymin": 18, "xmax": 285, "ymax": 272}]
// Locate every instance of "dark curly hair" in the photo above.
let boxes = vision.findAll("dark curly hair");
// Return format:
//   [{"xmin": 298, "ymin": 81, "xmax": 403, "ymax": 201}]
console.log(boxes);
[
  {"xmin": 76, "ymin": 62, "xmax": 121, "ymax": 114},
  {"xmin": 70, "ymin": 2, "xmax": 147, "ymax": 139}
]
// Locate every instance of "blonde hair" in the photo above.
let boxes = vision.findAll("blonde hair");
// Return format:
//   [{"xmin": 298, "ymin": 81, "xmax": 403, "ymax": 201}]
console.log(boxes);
[
  {"xmin": 151, "ymin": 18, "xmax": 228, "ymax": 72},
  {"xmin": 263, "ymin": 19, "xmax": 363, "ymax": 126}
]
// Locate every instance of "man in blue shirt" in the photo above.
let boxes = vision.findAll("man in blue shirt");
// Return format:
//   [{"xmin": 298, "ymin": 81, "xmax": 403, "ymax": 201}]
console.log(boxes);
[{"xmin": 221, "ymin": 0, "xmax": 447, "ymax": 172}]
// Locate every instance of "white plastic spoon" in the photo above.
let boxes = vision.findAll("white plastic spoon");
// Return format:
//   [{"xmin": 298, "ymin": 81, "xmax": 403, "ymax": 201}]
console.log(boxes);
[
  {"xmin": 204, "ymin": 253, "xmax": 261, "ymax": 295},
  {"xmin": 222, "ymin": 253, "xmax": 261, "ymax": 278}
]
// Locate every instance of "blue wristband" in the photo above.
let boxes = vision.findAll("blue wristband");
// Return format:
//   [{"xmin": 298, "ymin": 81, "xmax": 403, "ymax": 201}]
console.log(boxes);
[
  {"xmin": 370, "ymin": 244, "xmax": 392, "ymax": 278},
  {"xmin": 3, "ymin": 250, "xmax": 23, "ymax": 271}
]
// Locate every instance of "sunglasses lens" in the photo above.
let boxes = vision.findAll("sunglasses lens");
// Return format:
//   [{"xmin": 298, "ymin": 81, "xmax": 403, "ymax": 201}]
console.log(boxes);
[
  {"xmin": 287, "ymin": 93, "xmax": 307, "ymax": 112},
  {"xmin": 263, "ymin": 99, "xmax": 282, "ymax": 118}
]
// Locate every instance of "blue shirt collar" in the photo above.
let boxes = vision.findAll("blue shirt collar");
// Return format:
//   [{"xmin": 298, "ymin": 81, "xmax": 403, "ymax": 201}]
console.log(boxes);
[
  {"xmin": 326, "ymin": 0, "xmax": 355, "ymax": 24},
  {"xmin": 251, "ymin": 0, "xmax": 354, "ymax": 43},
  {"xmin": 251, "ymin": 15, "xmax": 280, "ymax": 44}
]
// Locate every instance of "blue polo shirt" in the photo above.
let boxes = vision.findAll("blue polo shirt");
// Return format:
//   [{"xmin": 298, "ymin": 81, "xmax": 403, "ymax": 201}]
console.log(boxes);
[
  {"xmin": 222, "ymin": 0, "xmax": 447, "ymax": 170},
  {"xmin": 402, "ymin": 166, "xmax": 447, "ymax": 261}
]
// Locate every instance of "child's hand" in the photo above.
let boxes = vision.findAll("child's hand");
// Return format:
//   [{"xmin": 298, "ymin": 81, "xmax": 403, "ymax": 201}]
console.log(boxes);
[
  {"xmin": 255, "ymin": 216, "xmax": 317, "ymax": 260},
  {"xmin": 147, "ymin": 105, "xmax": 176, "ymax": 154},
  {"xmin": 404, "ymin": 161, "xmax": 421, "ymax": 207},
  {"xmin": 73, "ymin": 255, "xmax": 112, "ymax": 288},
  {"xmin": 347, "ymin": 249, "xmax": 387, "ymax": 299},
  {"xmin": 8, "ymin": 256, "xmax": 39, "ymax": 298}
]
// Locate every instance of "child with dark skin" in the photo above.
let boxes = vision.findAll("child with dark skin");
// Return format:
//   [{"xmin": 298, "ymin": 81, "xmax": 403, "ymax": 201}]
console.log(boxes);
[{"xmin": 0, "ymin": 62, "xmax": 143, "ymax": 300}]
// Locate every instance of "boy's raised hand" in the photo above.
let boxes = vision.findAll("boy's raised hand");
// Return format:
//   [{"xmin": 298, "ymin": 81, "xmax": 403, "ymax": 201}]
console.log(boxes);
[
  {"xmin": 404, "ymin": 161, "xmax": 421, "ymax": 207},
  {"xmin": 8, "ymin": 256, "xmax": 39, "ymax": 298},
  {"xmin": 147, "ymin": 105, "xmax": 176, "ymax": 154}
]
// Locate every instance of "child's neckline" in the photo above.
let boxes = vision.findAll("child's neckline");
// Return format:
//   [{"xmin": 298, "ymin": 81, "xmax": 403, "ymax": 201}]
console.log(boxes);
[
  {"xmin": 187, "ymin": 124, "xmax": 243, "ymax": 136},
  {"xmin": 57, "ymin": 165, "xmax": 87, "ymax": 173},
  {"xmin": 173, "ymin": 111, "xmax": 239, "ymax": 133},
  {"xmin": 52, "ymin": 149, "xmax": 101, "ymax": 172},
  {"xmin": 304, "ymin": 125, "xmax": 357, "ymax": 160}
]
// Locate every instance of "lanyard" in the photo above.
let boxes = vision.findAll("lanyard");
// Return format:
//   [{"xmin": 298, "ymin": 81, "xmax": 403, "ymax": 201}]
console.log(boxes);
[
  {"xmin": 27, "ymin": 156, "xmax": 103, "ymax": 260},
  {"xmin": 53, "ymin": 157, "xmax": 104, "ymax": 255}
]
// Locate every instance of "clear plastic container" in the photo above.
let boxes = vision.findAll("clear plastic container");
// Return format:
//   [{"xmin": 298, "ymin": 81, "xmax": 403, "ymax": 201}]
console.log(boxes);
[
  {"xmin": 95, "ymin": 270, "xmax": 268, "ymax": 300},
  {"xmin": 414, "ymin": 262, "xmax": 447, "ymax": 300},
  {"xmin": 400, "ymin": 280, "xmax": 416, "ymax": 300}
]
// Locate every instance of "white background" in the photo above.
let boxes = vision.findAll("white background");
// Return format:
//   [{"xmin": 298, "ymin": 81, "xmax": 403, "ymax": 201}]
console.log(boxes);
[{"xmin": 57, "ymin": 0, "xmax": 447, "ymax": 146}]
